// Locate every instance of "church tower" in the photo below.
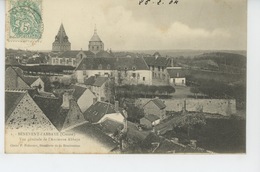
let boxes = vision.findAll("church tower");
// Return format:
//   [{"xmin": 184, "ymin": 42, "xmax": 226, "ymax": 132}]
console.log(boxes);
[
  {"xmin": 52, "ymin": 23, "xmax": 71, "ymax": 52},
  {"xmin": 88, "ymin": 26, "xmax": 104, "ymax": 54}
]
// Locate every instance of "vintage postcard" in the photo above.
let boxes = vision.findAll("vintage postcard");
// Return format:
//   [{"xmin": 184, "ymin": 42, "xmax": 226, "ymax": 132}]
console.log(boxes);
[{"xmin": 5, "ymin": 0, "xmax": 247, "ymax": 154}]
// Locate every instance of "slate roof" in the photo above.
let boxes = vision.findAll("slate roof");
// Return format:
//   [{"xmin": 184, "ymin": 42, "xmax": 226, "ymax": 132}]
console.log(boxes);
[
  {"xmin": 76, "ymin": 57, "xmax": 149, "ymax": 71},
  {"xmin": 167, "ymin": 68, "xmax": 187, "ymax": 78},
  {"xmin": 22, "ymin": 76, "xmax": 39, "ymax": 85},
  {"xmin": 69, "ymin": 84, "xmax": 88, "ymax": 100},
  {"xmin": 96, "ymin": 51, "xmax": 114, "ymax": 58},
  {"xmin": 143, "ymin": 114, "xmax": 160, "ymax": 122},
  {"xmin": 69, "ymin": 122, "xmax": 119, "ymax": 151},
  {"xmin": 53, "ymin": 24, "xmax": 70, "ymax": 44},
  {"xmin": 83, "ymin": 50, "xmax": 95, "ymax": 57},
  {"xmin": 83, "ymin": 101, "xmax": 117, "ymax": 123},
  {"xmin": 143, "ymin": 56, "xmax": 171, "ymax": 67},
  {"xmin": 5, "ymin": 90, "xmax": 26, "ymax": 122},
  {"xmin": 58, "ymin": 51, "xmax": 80, "ymax": 58},
  {"xmin": 90, "ymin": 30, "xmax": 102, "ymax": 42},
  {"xmin": 84, "ymin": 76, "xmax": 96, "ymax": 86},
  {"xmin": 144, "ymin": 98, "xmax": 166, "ymax": 110},
  {"xmin": 97, "ymin": 118, "xmax": 124, "ymax": 135},
  {"xmin": 92, "ymin": 77, "xmax": 108, "ymax": 87},
  {"xmin": 33, "ymin": 95, "xmax": 68, "ymax": 131}
]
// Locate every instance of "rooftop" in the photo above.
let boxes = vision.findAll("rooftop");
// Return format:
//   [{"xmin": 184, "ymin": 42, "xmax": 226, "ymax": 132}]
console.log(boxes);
[{"xmin": 83, "ymin": 101, "xmax": 117, "ymax": 123}]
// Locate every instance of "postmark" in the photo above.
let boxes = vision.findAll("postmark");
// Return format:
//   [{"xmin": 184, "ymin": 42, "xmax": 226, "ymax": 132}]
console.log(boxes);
[{"xmin": 7, "ymin": 0, "xmax": 43, "ymax": 42}]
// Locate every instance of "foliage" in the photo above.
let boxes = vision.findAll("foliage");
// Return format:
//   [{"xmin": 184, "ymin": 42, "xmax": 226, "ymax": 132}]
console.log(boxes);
[
  {"xmin": 124, "ymin": 103, "xmax": 145, "ymax": 123},
  {"xmin": 176, "ymin": 113, "xmax": 206, "ymax": 138},
  {"xmin": 115, "ymin": 84, "xmax": 175, "ymax": 99}
]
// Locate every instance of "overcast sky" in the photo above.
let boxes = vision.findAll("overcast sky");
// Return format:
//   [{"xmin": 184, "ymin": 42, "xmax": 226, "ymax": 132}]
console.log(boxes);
[{"xmin": 6, "ymin": 0, "xmax": 247, "ymax": 51}]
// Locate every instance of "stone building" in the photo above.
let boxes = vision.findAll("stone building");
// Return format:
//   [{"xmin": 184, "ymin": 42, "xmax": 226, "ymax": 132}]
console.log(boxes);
[
  {"xmin": 52, "ymin": 23, "xmax": 71, "ymax": 52},
  {"xmin": 88, "ymin": 27, "xmax": 104, "ymax": 54},
  {"xmin": 75, "ymin": 56, "xmax": 152, "ymax": 85},
  {"xmin": 5, "ymin": 90, "xmax": 57, "ymax": 131}
]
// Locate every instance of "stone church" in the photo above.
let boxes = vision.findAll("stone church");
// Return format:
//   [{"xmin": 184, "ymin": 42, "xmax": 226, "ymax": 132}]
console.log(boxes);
[{"xmin": 52, "ymin": 23, "xmax": 71, "ymax": 52}]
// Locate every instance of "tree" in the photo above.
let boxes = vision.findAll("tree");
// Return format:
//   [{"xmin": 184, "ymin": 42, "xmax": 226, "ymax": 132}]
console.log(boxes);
[
  {"xmin": 177, "ymin": 113, "xmax": 206, "ymax": 138},
  {"xmin": 190, "ymin": 87, "xmax": 200, "ymax": 99}
]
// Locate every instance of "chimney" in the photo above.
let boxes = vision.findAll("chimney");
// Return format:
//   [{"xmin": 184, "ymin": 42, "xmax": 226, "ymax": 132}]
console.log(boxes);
[
  {"xmin": 115, "ymin": 101, "xmax": 119, "ymax": 112},
  {"xmin": 61, "ymin": 92, "xmax": 71, "ymax": 109},
  {"xmin": 93, "ymin": 97, "xmax": 97, "ymax": 104}
]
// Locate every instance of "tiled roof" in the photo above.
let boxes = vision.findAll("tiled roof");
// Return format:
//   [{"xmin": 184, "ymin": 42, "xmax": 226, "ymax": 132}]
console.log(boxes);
[
  {"xmin": 69, "ymin": 122, "xmax": 119, "ymax": 151},
  {"xmin": 143, "ymin": 114, "xmax": 160, "ymax": 122},
  {"xmin": 69, "ymin": 84, "xmax": 88, "ymax": 100},
  {"xmin": 76, "ymin": 57, "xmax": 149, "ymax": 71},
  {"xmin": 5, "ymin": 90, "xmax": 26, "ymax": 122},
  {"xmin": 167, "ymin": 68, "xmax": 187, "ymax": 78},
  {"xmin": 83, "ymin": 101, "xmax": 116, "ymax": 123},
  {"xmin": 92, "ymin": 77, "xmax": 108, "ymax": 87},
  {"xmin": 84, "ymin": 76, "xmax": 96, "ymax": 86},
  {"xmin": 33, "ymin": 95, "xmax": 68, "ymax": 131}
]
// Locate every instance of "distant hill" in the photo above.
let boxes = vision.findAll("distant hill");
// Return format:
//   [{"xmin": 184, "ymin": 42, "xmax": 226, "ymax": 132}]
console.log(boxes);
[{"xmin": 124, "ymin": 50, "xmax": 247, "ymax": 58}]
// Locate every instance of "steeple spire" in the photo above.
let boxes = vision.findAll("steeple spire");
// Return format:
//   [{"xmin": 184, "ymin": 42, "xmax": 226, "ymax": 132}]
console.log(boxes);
[
  {"xmin": 94, "ymin": 24, "xmax": 97, "ymax": 34},
  {"xmin": 52, "ymin": 23, "xmax": 71, "ymax": 52}
]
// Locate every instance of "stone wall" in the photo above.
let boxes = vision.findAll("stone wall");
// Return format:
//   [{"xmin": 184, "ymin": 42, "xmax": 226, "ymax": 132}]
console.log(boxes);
[{"xmin": 136, "ymin": 98, "xmax": 236, "ymax": 116}]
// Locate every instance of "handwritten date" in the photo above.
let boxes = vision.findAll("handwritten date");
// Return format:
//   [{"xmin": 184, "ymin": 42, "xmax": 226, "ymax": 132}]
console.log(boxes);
[{"xmin": 139, "ymin": 0, "xmax": 179, "ymax": 5}]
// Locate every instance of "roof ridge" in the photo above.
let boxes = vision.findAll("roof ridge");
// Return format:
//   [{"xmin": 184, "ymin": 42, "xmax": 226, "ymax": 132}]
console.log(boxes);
[
  {"xmin": 33, "ymin": 94, "xmax": 59, "ymax": 99},
  {"xmin": 5, "ymin": 89, "xmax": 27, "ymax": 93}
]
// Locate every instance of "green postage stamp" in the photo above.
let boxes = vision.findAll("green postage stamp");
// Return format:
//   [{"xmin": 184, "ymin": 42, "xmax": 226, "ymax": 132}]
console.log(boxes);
[{"xmin": 6, "ymin": 0, "xmax": 43, "ymax": 41}]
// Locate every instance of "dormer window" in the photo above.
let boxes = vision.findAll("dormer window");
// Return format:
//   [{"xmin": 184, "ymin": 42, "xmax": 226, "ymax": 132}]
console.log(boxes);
[
  {"xmin": 98, "ymin": 64, "xmax": 102, "ymax": 70},
  {"xmin": 132, "ymin": 66, "xmax": 136, "ymax": 71},
  {"xmin": 107, "ymin": 64, "xmax": 111, "ymax": 70}
]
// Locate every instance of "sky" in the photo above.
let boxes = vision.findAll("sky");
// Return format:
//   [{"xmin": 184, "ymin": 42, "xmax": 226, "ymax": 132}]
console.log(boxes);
[{"xmin": 5, "ymin": 0, "xmax": 247, "ymax": 51}]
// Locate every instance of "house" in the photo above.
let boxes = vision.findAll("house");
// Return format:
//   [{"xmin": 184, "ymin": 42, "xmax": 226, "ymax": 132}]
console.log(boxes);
[
  {"xmin": 83, "ymin": 101, "xmax": 125, "ymax": 124},
  {"xmin": 33, "ymin": 92, "xmax": 86, "ymax": 131},
  {"xmin": 143, "ymin": 52, "xmax": 175, "ymax": 84},
  {"xmin": 69, "ymin": 84, "xmax": 97, "ymax": 112},
  {"xmin": 143, "ymin": 98, "xmax": 167, "ymax": 120},
  {"xmin": 5, "ymin": 67, "xmax": 45, "ymax": 92},
  {"xmin": 140, "ymin": 114, "xmax": 161, "ymax": 129},
  {"xmin": 167, "ymin": 67, "xmax": 187, "ymax": 86},
  {"xmin": 68, "ymin": 122, "xmax": 120, "ymax": 153},
  {"xmin": 5, "ymin": 90, "xmax": 58, "ymax": 132},
  {"xmin": 5, "ymin": 67, "xmax": 31, "ymax": 90},
  {"xmin": 91, "ymin": 76, "xmax": 108, "ymax": 101},
  {"xmin": 75, "ymin": 56, "xmax": 152, "ymax": 85}
]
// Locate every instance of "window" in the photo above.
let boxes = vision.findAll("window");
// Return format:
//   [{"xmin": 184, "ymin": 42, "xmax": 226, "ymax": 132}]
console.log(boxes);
[
  {"xmin": 83, "ymin": 71, "xmax": 87, "ymax": 75},
  {"xmin": 107, "ymin": 64, "xmax": 111, "ymax": 70},
  {"xmin": 143, "ymin": 77, "xmax": 145, "ymax": 81},
  {"xmin": 152, "ymin": 66, "xmax": 154, "ymax": 71},
  {"xmin": 162, "ymin": 67, "xmax": 164, "ymax": 72},
  {"xmin": 132, "ymin": 73, "xmax": 136, "ymax": 78},
  {"xmin": 98, "ymin": 64, "xmax": 102, "ymax": 70},
  {"xmin": 158, "ymin": 66, "xmax": 161, "ymax": 71},
  {"xmin": 132, "ymin": 66, "xmax": 136, "ymax": 71}
]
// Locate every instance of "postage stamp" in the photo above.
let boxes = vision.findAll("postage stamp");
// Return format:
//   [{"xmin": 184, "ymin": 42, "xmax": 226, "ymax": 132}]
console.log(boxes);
[{"xmin": 6, "ymin": 0, "xmax": 43, "ymax": 41}]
